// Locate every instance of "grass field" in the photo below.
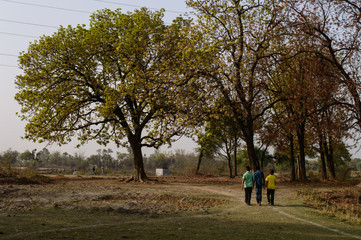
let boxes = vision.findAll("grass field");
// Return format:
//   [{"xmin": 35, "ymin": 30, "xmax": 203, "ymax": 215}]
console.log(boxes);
[{"xmin": 0, "ymin": 175, "xmax": 360, "ymax": 240}]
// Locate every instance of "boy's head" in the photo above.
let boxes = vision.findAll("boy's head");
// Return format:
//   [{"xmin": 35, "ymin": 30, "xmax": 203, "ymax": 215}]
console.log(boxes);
[
  {"xmin": 246, "ymin": 166, "xmax": 251, "ymax": 171},
  {"xmin": 270, "ymin": 169, "xmax": 274, "ymax": 175},
  {"xmin": 256, "ymin": 166, "xmax": 260, "ymax": 171}
]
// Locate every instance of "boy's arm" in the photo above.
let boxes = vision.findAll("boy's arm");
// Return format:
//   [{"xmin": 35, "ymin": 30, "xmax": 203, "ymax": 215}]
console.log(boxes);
[{"xmin": 241, "ymin": 178, "xmax": 244, "ymax": 190}]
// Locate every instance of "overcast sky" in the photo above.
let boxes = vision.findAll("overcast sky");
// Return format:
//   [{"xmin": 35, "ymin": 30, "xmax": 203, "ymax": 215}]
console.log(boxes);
[{"xmin": 0, "ymin": 0, "xmax": 196, "ymax": 156}]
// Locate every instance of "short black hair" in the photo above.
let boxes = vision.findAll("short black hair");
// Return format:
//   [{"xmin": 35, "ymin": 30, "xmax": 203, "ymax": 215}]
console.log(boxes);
[
  {"xmin": 270, "ymin": 169, "xmax": 274, "ymax": 174},
  {"xmin": 246, "ymin": 166, "xmax": 251, "ymax": 171},
  {"xmin": 256, "ymin": 166, "xmax": 260, "ymax": 171}
]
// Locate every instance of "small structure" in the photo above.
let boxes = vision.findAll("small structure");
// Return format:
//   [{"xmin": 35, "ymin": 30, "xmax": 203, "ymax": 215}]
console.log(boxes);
[{"xmin": 155, "ymin": 168, "xmax": 170, "ymax": 176}]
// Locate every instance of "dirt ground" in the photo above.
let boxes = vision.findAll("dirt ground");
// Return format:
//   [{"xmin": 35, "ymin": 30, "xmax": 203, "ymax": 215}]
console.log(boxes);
[
  {"xmin": 0, "ymin": 175, "xmax": 236, "ymax": 214},
  {"xmin": 0, "ymin": 175, "xmax": 361, "ymax": 240}
]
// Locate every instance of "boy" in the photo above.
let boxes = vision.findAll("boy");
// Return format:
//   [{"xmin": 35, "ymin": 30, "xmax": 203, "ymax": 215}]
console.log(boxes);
[
  {"xmin": 254, "ymin": 166, "xmax": 265, "ymax": 206},
  {"xmin": 241, "ymin": 166, "xmax": 254, "ymax": 205},
  {"xmin": 265, "ymin": 169, "xmax": 276, "ymax": 206}
]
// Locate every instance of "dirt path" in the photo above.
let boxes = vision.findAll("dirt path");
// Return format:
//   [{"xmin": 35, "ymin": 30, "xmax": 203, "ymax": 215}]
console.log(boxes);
[{"xmin": 190, "ymin": 183, "xmax": 361, "ymax": 240}]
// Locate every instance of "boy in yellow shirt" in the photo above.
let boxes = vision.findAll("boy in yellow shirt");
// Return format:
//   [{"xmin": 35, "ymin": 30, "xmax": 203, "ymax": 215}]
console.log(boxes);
[{"xmin": 265, "ymin": 169, "xmax": 276, "ymax": 206}]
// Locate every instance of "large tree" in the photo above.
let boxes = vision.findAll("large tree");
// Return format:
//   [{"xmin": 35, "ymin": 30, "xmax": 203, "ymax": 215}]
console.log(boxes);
[
  {"xmin": 15, "ymin": 8, "xmax": 193, "ymax": 181},
  {"xmin": 186, "ymin": 0, "xmax": 290, "ymax": 170}
]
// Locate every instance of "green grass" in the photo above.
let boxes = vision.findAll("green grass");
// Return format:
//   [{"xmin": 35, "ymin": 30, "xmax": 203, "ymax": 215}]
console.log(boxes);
[{"xmin": 1, "ymin": 206, "xmax": 360, "ymax": 240}]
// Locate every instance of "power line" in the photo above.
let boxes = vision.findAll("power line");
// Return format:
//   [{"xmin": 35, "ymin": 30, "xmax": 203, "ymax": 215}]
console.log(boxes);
[
  {"xmin": 0, "ymin": 64, "xmax": 18, "ymax": 68},
  {"xmin": 0, "ymin": 18, "xmax": 58, "ymax": 29},
  {"xmin": 0, "ymin": 31, "xmax": 38, "ymax": 38},
  {"xmin": 94, "ymin": 0, "xmax": 186, "ymax": 14},
  {"xmin": 1, "ymin": 0, "xmax": 92, "ymax": 14},
  {"xmin": 0, "ymin": 53, "xmax": 19, "ymax": 57}
]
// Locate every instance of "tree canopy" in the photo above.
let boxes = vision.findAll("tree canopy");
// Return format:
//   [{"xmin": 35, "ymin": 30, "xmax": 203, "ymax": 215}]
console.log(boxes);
[{"xmin": 15, "ymin": 8, "xmax": 195, "ymax": 181}]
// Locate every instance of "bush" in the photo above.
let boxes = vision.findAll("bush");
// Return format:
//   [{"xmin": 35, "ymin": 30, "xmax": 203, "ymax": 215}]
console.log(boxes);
[
  {"xmin": 18, "ymin": 169, "xmax": 52, "ymax": 183},
  {"xmin": 336, "ymin": 166, "xmax": 351, "ymax": 181}
]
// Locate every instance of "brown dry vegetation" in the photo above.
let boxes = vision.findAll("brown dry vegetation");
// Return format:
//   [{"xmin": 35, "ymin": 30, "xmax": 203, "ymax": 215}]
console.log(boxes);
[
  {"xmin": 0, "ymin": 175, "xmax": 229, "ymax": 215},
  {"xmin": 297, "ymin": 182, "xmax": 361, "ymax": 225}
]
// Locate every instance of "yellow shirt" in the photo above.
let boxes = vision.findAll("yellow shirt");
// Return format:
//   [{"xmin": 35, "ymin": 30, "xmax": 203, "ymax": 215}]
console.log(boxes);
[{"xmin": 265, "ymin": 174, "xmax": 276, "ymax": 189}]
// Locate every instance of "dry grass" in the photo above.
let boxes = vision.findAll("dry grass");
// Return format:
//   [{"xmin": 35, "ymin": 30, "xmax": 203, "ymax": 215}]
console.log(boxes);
[
  {"xmin": 298, "ymin": 185, "xmax": 361, "ymax": 225},
  {"xmin": 0, "ymin": 167, "xmax": 52, "ymax": 185}
]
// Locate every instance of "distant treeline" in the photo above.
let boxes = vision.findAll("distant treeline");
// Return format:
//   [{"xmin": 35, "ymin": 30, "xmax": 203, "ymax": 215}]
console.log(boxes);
[{"xmin": 1, "ymin": 147, "xmax": 360, "ymax": 179}]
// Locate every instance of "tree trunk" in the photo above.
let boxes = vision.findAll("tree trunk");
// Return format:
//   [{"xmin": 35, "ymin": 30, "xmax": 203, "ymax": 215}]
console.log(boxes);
[
  {"xmin": 245, "ymin": 139, "xmax": 257, "ymax": 171},
  {"xmin": 239, "ymin": 114, "xmax": 257, "ymax": 171},
  {"xmin": 260, "ymin": 145, "xmax": 268, "ymax": 171},
  {"xmin": 328, "ymin": 139, "xmax": 336, "ymax": 179},
  {"xmin": 129, "ymin": 134, "xmax": 147, "ymax": 181},
  {"xmin": 289, "ymin": 134, "xmax": 296, "ymax": 181},
  {"xmin": 297, "ymin": 155, "xmax": 300, "ymax": 180},
  {"xmin": 195, "ymin": 149, "xmax": 204, "ymax": 174},
  {"xmin": 296, "ymin": 123, "xmax": 307, "ymax": 181},
  {"xmin": 227, "ymin": 151, "xmax": 233, "ymax": 178},
  {"xmin": 324, "ymin": 138, "xmax": 336, "ymax": 180},
  {"xmin": 319, "ymin": 140, "xmax": 327, "ymax": 180},
  {"xmin": 233, "ymin": 137, "xmax": 238, "ymax": 176}
]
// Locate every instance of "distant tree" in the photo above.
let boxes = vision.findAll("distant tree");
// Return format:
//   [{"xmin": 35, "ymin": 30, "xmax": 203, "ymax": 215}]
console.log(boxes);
[
  {"xmin": 37, "ymin": 148, "xmax": 51, "ymax": 166},
  {"xmin": 195, "ymin": 123, "xmax": 223, "ymax": 174},
  {"xmin": 117, "ymin": 150, "xmax": 134, "ymax": 171},
  {"xmin": 86, "ymin": 154, "xmax": 102, "ymax": 168},
  {"xmin": 0, "ymin": 149, "xmax": 19, "ymax": 164},
  {"xmin": 18, "ymin": 150, "xmax": 35, "ymax": 163},
  {"xmin": 332, "ymin": 142, "xmax": 352, "ymax": 167},
  {"xmin": 349, "ymin": 158, "xmax": 361, "ymax": 171},
  {"xmin": 0, "ymin": 149, "xmax": 19, "ymax": 172}
]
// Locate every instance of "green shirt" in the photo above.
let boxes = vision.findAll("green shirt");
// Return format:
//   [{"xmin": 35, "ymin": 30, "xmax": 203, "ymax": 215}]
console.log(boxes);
[{"xmin": 242, "ymin": 171, "xmax": 254, "ymax": 188}]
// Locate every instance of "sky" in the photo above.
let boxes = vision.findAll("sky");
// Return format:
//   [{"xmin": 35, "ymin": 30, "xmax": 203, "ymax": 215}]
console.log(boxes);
[{"xmin": 0, "ymin": 0, "xmax": 197, "ymax": 156}]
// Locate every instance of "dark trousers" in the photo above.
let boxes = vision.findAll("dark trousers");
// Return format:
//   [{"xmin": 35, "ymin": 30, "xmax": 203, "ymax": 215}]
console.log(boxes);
[
  {"xmin": 245, "ymin": 187, "xmax": 253, "ymax": 205},
  {"xmin": 267, "ymin": 189, "xmax": 275, "ymax": 205},
  {"xmin": 256, "ymin": 187, "xmax": 263, "ymax": 203}
]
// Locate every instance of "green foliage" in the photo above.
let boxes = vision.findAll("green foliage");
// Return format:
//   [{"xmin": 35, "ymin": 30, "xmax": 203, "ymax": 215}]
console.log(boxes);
[
  {"xmin": 196, "ymin": 122, "xmax": 224, "ymax": 159},
  {"xmin": 0, "ymin": 149, "xmax": 19, "ymax": 168},
  {"xmin": 350, "ymin": 158, "xmax": 361, "ymax": 171},
  {"xmin": 239, "ymin": 147, "xmax": 274, "ymax": 168},
  {"xmin": 335, "ymin": 166, "xmax": 351, "ymax": 182},
  {"xmin": 15, "ymin": 8, "xmax": 196, "ymax": 180},
  {"xmin": 145, "ymin": 151, "xmax": 175, "ymax": 169},
  {"xmin": 333, "ymin": 142, "xmax": 352, "ymax": 167}
]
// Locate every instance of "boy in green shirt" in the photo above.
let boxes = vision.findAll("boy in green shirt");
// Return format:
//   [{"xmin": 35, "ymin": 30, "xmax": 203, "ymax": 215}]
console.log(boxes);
[
  {"xmin": 241, "ymin": 166, "xmax": 254, "ymax": 205},
  {"xmin": 265, "ymin": 169, "xmax": 276, "ymax": 206}
]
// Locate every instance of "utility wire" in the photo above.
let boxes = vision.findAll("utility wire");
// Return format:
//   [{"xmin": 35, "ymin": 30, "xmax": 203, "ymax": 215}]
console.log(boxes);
[
  {"xmin": 1, "ymin": 0, "xmax": 92, "ymax": 14},
  {"xmin": 0, "ymin": 31, "xmax": 38, "ymax": 38},
  {"xmin": 0, "ymin": 64, "xmax": 18, "ymax": 68},
  {"xmin": 0, "ymin": 18, "xmax": 58, "ymax": 29},
  {"xmin": 0, "ymin": 53, "xmax": 19, "ymax": 57},
  {"xmin": 94, "ymin": 0, "xmax": 186, "ymax": 14}
]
